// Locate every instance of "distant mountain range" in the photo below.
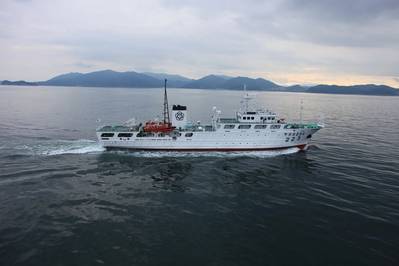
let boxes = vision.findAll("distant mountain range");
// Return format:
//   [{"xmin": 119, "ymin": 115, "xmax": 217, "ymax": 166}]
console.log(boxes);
[
  {"xmin": 307, "ymin": 84, "xmax": 399, "ymax": 95},
  {"xmin": 1, "ymin": 69, "xmax": 398, "ymax": 96},
  {"xmin": 1, "ymin": 80, "xmax": 38, "ymax": 86}
]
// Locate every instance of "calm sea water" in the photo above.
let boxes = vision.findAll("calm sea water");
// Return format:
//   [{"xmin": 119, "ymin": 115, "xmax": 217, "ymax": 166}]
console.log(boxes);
[{"xmin": 0, "ymin": 86, "xmax": 398, "ymax": 266}]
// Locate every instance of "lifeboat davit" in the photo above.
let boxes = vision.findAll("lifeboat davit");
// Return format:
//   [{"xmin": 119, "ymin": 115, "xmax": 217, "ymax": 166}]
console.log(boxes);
[{"xmin": 143, "ymin": 121, "xmax": 174, "ymax": 133}]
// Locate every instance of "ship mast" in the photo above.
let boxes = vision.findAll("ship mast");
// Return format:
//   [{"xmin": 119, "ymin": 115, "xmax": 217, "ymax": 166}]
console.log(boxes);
[
  {"xmin": 163, "ymin": 78, "xmax": 170, "ymax": 124},
  {"xmin": 242, "ymin": 84, "xmax": 252, "ymax": 112}
]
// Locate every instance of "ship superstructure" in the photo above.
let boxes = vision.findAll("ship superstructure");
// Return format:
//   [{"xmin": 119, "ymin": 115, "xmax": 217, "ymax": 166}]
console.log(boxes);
[{"xmin": 96, "ymin": 80, "xmax": 323, "ymax": 151}]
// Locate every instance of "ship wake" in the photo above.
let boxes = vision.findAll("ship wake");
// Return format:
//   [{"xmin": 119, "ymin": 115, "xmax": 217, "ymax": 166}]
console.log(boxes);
[{"xmin": 15, "ymin": 139, "xmax": 105, "ymax": 156}]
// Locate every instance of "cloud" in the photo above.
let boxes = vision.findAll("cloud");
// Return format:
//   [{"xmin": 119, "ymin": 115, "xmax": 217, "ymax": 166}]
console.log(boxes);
[
  {"xmin": 73, "ymin": 62, "xmax": 94, "ymax": 68},
  {"xmin": 0, "ymin": 0, "xmax": 398, "ymax": 86}
]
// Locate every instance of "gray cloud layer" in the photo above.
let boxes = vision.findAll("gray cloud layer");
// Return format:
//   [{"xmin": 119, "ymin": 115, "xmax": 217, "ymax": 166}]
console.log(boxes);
[{"xmin": 0, "ymin": 0, "xmax": 398, "ymax": 86}]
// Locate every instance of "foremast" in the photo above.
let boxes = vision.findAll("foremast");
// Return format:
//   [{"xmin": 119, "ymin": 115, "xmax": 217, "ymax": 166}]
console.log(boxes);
[
  {"xmin": 142, "ymin": 78, "xmax": 174, "ymax": 133},
  {"xmin": 163, "ymin": 79, "xmax": 170, "ymax": 124}
]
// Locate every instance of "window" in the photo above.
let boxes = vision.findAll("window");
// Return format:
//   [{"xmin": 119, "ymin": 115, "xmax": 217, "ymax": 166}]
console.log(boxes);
[
  {"xmin": 270, "ymin": 125, "xmax": 281, "ymax": 129},
  {"xmin": 238, "ymin": 125, "xmax": 251, "ymax": 129},
  {"xmin": 254, "ymin": 125, "xmax": 267, "ymax": 129},
  {"xmin": 101, "ymin": 133, "xmax": 114, "ymax": 138},
  {"xmin": 251, "ymin": 117, "xmax": 254, "ymax": 120},
  {"xmin": 224, "ymin": 124, "xmax": 235, "ymax": 129},
  {"xmin": 118, "ymin": 133, "xmax": 133, "ymax": 138},
  {"xmin": 243, "ymin": 117, "xmax": 246, "ymax": 120},
  {"xmin": 185, "ymin": 132, "xmax": 193, "ymax": 137},
  {"xmin": 205, "ymin": 125, "xmax": 213, "ymax": 131}
]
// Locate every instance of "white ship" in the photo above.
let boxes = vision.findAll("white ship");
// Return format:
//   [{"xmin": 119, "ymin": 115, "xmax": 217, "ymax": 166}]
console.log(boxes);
[{"xmin": 97, "ymin": 80, "xmax": 323, "ymax": 152}]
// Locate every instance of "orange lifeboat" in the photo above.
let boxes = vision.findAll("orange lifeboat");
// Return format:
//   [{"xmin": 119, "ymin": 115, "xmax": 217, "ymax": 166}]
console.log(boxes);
[{"xmin": 143, "ymin": 121, "xmax": 174, "ymax": 133}]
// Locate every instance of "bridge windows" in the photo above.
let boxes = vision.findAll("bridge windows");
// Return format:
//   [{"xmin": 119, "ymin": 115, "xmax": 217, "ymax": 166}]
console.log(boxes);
[
  {"xmin": 270, "ymin": 125, "xmax": 281, "ymax": 129},
  {"xmin": 185, "ymin": 132, "xmax": 193, "ymax": 137}
]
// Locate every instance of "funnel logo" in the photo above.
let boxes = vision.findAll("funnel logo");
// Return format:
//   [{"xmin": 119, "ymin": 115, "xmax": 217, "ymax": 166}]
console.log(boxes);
[{"xmin": 175, "ymin": 111, "xmax": 184, "ymax": 121}]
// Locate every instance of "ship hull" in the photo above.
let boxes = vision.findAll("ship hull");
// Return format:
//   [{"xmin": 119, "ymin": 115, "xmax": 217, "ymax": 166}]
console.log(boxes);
[
  {"xmin": 104, "ymin": 144, "xmax": 308, "ymax": 152},
  {"xmin": 97, "ymin": 127, "xmax": 320, "ymax": 152}
]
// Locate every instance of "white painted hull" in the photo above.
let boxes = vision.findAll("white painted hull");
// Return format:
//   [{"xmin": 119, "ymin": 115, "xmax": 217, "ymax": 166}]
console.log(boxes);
[{"xmin": 97, "ymin": 127, "xmax": 320, "ymax": 151}]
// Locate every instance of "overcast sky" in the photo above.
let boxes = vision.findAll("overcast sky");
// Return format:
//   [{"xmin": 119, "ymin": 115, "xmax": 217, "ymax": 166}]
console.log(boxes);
[{"xmin": 1, "ymin": 0, "xmax": 399, "ymax": 86}]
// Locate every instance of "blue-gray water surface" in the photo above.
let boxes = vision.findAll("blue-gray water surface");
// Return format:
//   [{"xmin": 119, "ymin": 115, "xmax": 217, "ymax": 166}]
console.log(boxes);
[{"xmin": 0, "ymin": 86, "xmax": 398, "ymax": 266}]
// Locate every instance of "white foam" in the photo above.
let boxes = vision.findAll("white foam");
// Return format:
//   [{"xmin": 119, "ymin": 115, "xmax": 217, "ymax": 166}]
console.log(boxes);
[{"xmin": 40, "ymin": 139, "xmax": 105, "ymax": 155}]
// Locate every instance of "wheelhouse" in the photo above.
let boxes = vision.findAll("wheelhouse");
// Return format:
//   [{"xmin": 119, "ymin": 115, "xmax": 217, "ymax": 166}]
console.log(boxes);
[{"xmin": 236, "ymin": 110, "xmax": 278, "ymax": 123}]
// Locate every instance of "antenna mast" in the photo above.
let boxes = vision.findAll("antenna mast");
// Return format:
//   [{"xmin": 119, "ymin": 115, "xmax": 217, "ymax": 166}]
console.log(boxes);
[
  {"xmin": 300, "ymin": 99, "xmax": 303, "ymax": 124},
  {"xmin": 242, "ymin": 84, "xmax": 251, "ymax": 112},
  {"xmin": 163, "ymin": 79, "xmax": 170, "ymax": 124}
]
